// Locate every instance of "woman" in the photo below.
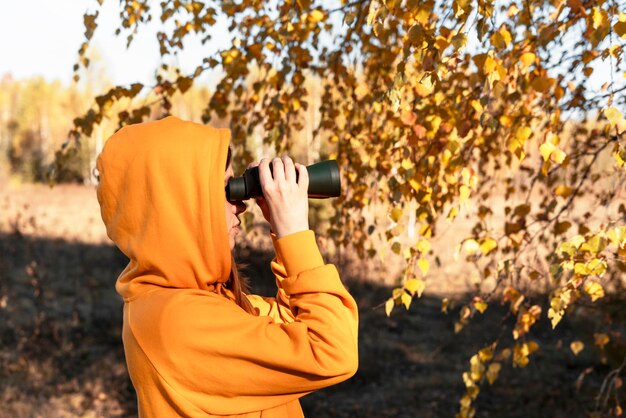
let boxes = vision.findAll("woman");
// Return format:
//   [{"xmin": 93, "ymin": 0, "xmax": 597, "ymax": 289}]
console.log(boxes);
[{"xmin": 96, "ymin": 116, "xmax": 359, "ymax": 417}]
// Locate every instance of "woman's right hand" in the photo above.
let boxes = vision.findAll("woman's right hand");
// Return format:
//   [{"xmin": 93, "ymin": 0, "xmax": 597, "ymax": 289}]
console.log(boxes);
[{"xmin": 258, "ymin": 156, "xmax": 309, "ymax": 239}]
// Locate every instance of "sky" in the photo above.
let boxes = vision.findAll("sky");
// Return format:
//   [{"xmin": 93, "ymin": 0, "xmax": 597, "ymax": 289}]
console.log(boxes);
[{"xmin": 0, "ymin": 0, "xmax": 230, "ymax": 86}]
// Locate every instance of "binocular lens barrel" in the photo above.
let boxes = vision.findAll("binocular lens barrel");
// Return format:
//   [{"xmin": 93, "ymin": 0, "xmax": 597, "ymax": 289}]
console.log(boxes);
[{"xmin": 226, "ymin": 159, "xmax": 341, "ymax": 201}]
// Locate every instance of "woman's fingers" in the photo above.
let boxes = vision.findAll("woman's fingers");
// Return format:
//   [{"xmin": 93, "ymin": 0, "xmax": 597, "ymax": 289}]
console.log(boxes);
[
  {"xmin": 282, "ymin": 156, "xmax": 296, "ymax": 185},
  {"xmin": 254, "ymin": 156, "xmax": 298, "ymax": 187},
  {"xmin": 294, "ymin": 162, "xmax": 309, "ymax": 192},
  {"xmin": 258, "ymin": 158, "xmax": 273, "ymax": 191},
  {"xmin": 257, "ymin": 156, "xmax": 309, "ymax": 238},
  {"xmin": 271, "ymin": 157, "xmax": 285, "ymax": 184}
]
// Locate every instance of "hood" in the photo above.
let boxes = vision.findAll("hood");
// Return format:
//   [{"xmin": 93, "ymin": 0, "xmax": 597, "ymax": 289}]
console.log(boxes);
[{"xmin": 96, "ymin": 116, "xmax": 233, "ymax": 301}]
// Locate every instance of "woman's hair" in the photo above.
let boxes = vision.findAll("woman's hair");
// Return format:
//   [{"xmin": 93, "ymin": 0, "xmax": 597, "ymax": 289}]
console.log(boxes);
[{"xmin": 225, "ymin": 147, "xmax": 257, "ymax": 315}]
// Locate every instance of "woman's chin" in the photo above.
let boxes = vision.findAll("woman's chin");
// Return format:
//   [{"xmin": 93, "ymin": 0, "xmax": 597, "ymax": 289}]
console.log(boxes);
[{"xmin": 229, "ymin": 228, "xmax": 241, "ymax": 249}]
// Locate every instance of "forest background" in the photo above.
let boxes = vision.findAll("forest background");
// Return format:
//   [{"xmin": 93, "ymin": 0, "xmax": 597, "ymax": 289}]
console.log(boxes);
[{"xmin": 2, "ymin": 0, "xmax": 626, "ymax": 417}]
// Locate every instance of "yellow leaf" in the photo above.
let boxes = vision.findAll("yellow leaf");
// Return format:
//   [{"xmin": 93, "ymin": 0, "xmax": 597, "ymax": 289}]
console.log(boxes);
[
  {"xmin": 500, "ymin": 348, "xmax": 512, "ymax": 360},
  {"xmin": 607, "ymin": 226, "xmax": 626, "ymax": 245},
  {"xmin": 511, "ymin": 125, "xmax": 532, "ymax": 152},
  {"xmin": 390, "ymin": 207, "xmax": 403, "ymax": 222},
  {"xmin": 574, "ymin": 262, "xmax": 589, "ymax": 275},
  {"xmin": 470, "ymin": 99, "xmax": 483, "ymax": 113},
  {"xmin": 470, "ymin": 354, "xmax": 485, "ymax": 381},
  {"xmin": 594, "ymin": 333, "xmax": 610, "ymax": 349},
  {"xmin": 435, "ymin": 35, "xmax": 450, "ymax": 51},
  {"xmin": 519, "ymin": 52, "xmax": 536, "ymax": 68},
  {"xmin": 419, "ymin": 223, "xmax": 432, "ymax": 238},
  {"xmin": 404, "ymin": 278, "xmax": 426, "ymax": 297},
  {"xmin": 551, "ymin": 149, "xmax": 566, "ymax": 164},
  {"xmin": 222, "ymin": 48, "xmax": 240, "ymax": 64},
  {"xmin": 546, "ymin": 132, "xmax": 560, "ymax": 145},
  {"xmin": 454, "ymin": 321, "xmax": 464, "ymax": 333},
  {"xmin": 451, "ymin": 33, "xmax": 467, "ymax": 50},
  {"xmin": 415, "ymin": 74, "xmax": 435, "ymax": 96},
  {"xmin": 483, "ymin": 55, "xmax": 497, "ymax": 73},
  {"xmin": 499, "ymin": 115, "xmax": 513, "ymax": 127},
  {"xmin": 417, "ymin": 258, "xmax": 430, "ymax": 276},
  {"xmin": 291, "ymin": 98, "xmax": 301, "ymax": 111},
  {"xmin": 513, "ymin": 342, "xmax": 537, "ymax": 368},
  {"xmin": 592, "ymin": 7, "xmax": 604, "ymax": 29},
  {"xmin": 461, "ymin": 167, "xmax": 471, "ymax": 185},
  {"xmin": 615, "ymin": 148, "xmax": 626, "ymax": 168},
  {"xmin": 355, "ymin": 84, "xmax": 369, "ymax": 100},
  {"xmin": 490, "ymin": 31, "xmax": 506, "ymax": 50},
  {"xmin": 442, "ymin": 149, "xmax": 452, "ymax": 165},
  {"xmin": 480, "ymin": 237, "xmax": 498, "ymax": 255},
  {"xmin": 570, "ymin": 235, "xmax": 586, "ymax": 248},
  {"xmin": 499, "ymin": 26, "xmax": 512, "ymax": 47},
  {"xmin": 486, "ymin": 362, "xmax": 501, "ymax": 385},
  {"xmin": 447, "ymin": 206, "xmax": 459, "ymax": 222},
  {"xmin": 309, "ymin": 9, "xmax": 324, "ymax": 23},
  {"xmin": 587, "ymin": 259, "xmax": 607, "ymax": 276},
  {"xmin": 462, "ymin": 372, "xmax": 474, "ymax": 390},
  {"xmin": 385, "ymin": 298, "xmax": 394, "ymax": 316},
  {"xmin": 548, "ymin": 305, "xmax": 564, "ymax": 328},
  {"xmin": 531, "ymin": 76, "xmax": 554, "ymax": 93},
  {"xmin": 570, "ymin": 340, "xmax": 584, "ymax": 355},
  {"xmin": 474, "ymin": 300, "xmax": 488, "ymax": 313},
  {"xmin": 554, "ymin": 185, "xmax": 572, "ymax": 197},
  {"xmin": 459, "ymin": 185, "xmax": 471, "ymax": 203},
  {"xmin": 401, "ymin": 292, "xmax": 412, "ymax": 309},
  {"xmin": 605, "ymin": 107, "xmax": 623, "ymax": 127},
  {"xmin": 367, "ymin": 1, "xmax": 381, "ymax": 26},
  {"xmin": 580, "ymin": 235, "xmax": 608, "ymax": 254},
  {"xmin": 508, "ymin": 4, "xmax": 519, "ymax": 16},
  {"xmin": 463, "ymin": 239, "xmax": 481, "ymax": 255},
  {"xmin": 584, "ymin": 281, "xmax": 605, "ymax": 301},
  {"xmin": 401, "ymin": 158, "xmax": 414, "ymax": 170},
  {"xmin": 441, "ymin": 297, "xmax": 449, "ymax": 313},
  {"xmin": 476, "ymin": 346, "xmax": 493, "ymax": 362},
  {"xmin": 409, "ymin": 178, "xmax": 420, "ymax": 192},
  {"xmin": 460, "ymin": 305, "xmax": 471, "ymax": 320},
  {"xmin": 416, "ymin": 238, "xmax": 431, "ymax": 254}
]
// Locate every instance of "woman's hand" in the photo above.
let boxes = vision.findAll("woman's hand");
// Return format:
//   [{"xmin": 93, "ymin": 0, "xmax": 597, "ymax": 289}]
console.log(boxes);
[{"xmin": 258, "ymin": 156, "xmax": 309, "ymax": 239}]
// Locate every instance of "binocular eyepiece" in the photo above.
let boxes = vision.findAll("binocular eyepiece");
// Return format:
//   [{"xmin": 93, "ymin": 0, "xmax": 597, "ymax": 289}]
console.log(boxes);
[{"xmin": 226, "ymin": 159, "xmax": 341, "ymax": 201}]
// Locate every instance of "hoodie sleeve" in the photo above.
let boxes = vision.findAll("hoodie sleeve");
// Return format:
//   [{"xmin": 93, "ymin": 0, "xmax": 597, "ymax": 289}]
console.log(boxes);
[
  {"xmin": 129, "ymin": 230, "xmax": 359, "ymax": 415},
  {"xmin": 246, "ymin": 232, "xmax": 305, "ymax": 324}
]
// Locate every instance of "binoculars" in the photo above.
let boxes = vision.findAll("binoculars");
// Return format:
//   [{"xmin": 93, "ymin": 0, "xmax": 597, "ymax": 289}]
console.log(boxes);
[{"xmin": 226, "ymin": 159, "xmax": 341, "ymax": 201}]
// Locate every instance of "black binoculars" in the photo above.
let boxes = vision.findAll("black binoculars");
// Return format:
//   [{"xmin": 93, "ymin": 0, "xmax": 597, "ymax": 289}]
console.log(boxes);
[{"xmin": 226, "ymin": 159, "xmax": 341, "ymax": 201}]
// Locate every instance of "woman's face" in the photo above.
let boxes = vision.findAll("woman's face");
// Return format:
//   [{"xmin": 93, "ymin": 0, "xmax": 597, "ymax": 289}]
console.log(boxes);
[{"xmin": 224, "ymin": 161, "xmax": 247, "ymax": 250}]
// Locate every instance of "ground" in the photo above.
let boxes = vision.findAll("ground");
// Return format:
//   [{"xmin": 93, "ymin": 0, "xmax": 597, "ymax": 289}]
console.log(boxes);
[{"xmin": 1, "ymin": 182, "xmax": 624, "ymax": 417}]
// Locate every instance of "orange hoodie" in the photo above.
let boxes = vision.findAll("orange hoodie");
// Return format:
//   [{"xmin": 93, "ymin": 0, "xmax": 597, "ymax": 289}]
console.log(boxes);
[{"xmin": 96, "ymin": 116, "xmax": 359, "ymax": 417}]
